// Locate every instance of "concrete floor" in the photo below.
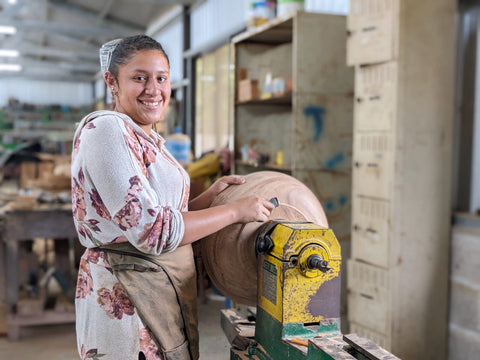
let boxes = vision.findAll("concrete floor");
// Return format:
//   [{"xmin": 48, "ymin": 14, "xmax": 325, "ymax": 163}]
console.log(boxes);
[{"xmin": 0, "ymin": 291, "xmax": 231, "ymax": 360}]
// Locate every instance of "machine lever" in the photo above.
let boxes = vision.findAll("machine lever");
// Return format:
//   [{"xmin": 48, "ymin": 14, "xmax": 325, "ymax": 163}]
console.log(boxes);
[{"xmin": 307, "ymin": 255, "xmax": 331, "ymax": 273}]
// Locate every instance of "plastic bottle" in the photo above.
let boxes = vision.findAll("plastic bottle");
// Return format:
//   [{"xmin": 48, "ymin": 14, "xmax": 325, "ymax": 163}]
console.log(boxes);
[
  {"xmin": 277, "ymin": 0, "xmax": 305, "ymax": 17},
  {"xmin": 248, "ymin": 1, "xmax": 275, "ymax": 28},
  {"xmin": 166, "ymin": 126, "xmax": 191, "ymax": 164}
]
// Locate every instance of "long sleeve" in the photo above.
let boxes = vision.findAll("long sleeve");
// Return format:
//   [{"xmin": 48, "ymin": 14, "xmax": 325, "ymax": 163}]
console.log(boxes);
[{"xmin": 71, "ymin": 112, "xmax": 189, "ymax": 254}]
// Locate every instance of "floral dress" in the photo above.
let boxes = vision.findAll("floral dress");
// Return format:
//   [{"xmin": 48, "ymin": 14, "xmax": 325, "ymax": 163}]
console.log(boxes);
[{"xmin": 71, "ymin": 110, "xmax": 191, "ymax": 360}]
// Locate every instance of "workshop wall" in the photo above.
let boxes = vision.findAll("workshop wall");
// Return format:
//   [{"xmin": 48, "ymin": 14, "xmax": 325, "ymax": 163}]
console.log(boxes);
[
  {"xmin": 190, "ymin": 0, "xmax": 249, "ymax": 52},
  {"xmin": 150, "ymin": 16, "xmax": 184, "ymax": 86},
  {"xmin": 306, "ymin": 0, "xmax": 349, "ymax": 14}
]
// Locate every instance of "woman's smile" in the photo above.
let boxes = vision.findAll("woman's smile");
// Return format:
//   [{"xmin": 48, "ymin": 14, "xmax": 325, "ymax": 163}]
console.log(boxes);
[{"xmin": 109, "ymin": 49, "xmax": 171, "ymax": 134}]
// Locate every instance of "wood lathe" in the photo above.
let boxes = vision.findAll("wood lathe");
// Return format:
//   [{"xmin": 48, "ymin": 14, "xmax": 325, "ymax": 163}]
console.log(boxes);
[
  {"xmin": 222, "ymin": 220, "xmax": 399, "ymax": 359},
  {"xmin": 201, "ymin": 171, "xmax": 399, "ymax": 359}
]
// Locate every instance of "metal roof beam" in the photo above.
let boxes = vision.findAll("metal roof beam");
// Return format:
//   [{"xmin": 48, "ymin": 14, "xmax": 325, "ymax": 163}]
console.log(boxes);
[
  {"xmin": 0, "ymin": 18, "xmax": 140, "ymax": 37},
  {"xmin": 4, "ymin": 57, "xmax": 99, "ymax": 73},
  {"xmin": 0, "ymin": 71, "xmax": 94, "ymax": 82},
  {"xmin": 17, "ymin": 44, "xmax": 98, "ymax": 61},
  {"xmin": 48, "ymin": 1, "xmax": 145, "ymax": 34}
]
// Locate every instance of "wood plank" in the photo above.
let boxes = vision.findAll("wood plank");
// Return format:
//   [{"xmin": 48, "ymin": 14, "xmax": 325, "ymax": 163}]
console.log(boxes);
[
  {"xmin": 8, "ymin": 310, "xmax": 75, "ymax": 326},
  {"xmin": 220, "ymin": 309, "xmax": 255, "ymax": 351},
  {"xmin": 309, "ymin": 336, "xmax": 357, "ymax": 359},
  {"xmin": 2, "ymin": 208, "xmax": 77, "ymax": 241},
  {"xmin": 343, "ymin": 333, "xmax": 400, "ymax": 360}
]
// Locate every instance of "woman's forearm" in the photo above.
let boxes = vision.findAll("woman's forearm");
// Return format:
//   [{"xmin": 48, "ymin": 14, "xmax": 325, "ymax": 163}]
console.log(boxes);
[
  {"xmin": 180, "ymin": 204, "xmax": 237, "ymax": 245},
  {"xmin": 188, "ymin": 188, "xmax": 215, "ymax": 211},
  {"xmin": 180, "ymin": 194, "xmax": 275, "ymax": 246}
]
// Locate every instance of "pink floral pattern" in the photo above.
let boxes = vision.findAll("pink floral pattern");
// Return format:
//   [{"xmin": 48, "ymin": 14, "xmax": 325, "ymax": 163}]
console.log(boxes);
[
  {"xmin": 97, "ymin": 282, "xmax": 135, "ymax": 320},
  {"xmin": 76, "ymin": 258, "xmax": 93, "ymax": 299},
  {"xmin": 80, "ymin": 344, "xmax": 106, "ymax": 360},
  {"xmin": 89, "ymin": 188, "xmax": 111, "ymax": 220},
  {"xmin": 140, "ymin": 328, "xmax": 163, "ymax": 360},
  {"xmin": 113, "ymin": 176, "xmax": 143, "ymax": 231},
  {"xmin": 73, "ymin": 168, "xmax": 105, "ymax": 243},
  {"xmin": 76, "ymin": 249, "xmax": 112, "ymax": 299},
  {"xmin": 72, "ymin": 122, "xmax": 96, "ymax": 161},
  {"xmin": 124, "ymin": 125, "xmax": 158, "ymax": 177},
  {"xmin": 138, "ymin": 209, "xmax": 172, "ymax": 249},
  {"xmin": 72, "ymin": 169, "xmax": 86, "ymax": 221}
]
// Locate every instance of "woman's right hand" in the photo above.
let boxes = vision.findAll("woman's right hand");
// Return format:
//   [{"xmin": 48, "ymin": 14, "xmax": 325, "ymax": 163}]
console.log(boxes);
[{"xmin": 231, "ymin": 196, "xmax": 275, "ymax": 223}]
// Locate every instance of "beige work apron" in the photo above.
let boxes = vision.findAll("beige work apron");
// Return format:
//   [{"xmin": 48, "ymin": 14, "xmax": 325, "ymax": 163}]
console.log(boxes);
[{"xmin": 99, "ymin": 243, "xmax": 199, "ymax": 360}]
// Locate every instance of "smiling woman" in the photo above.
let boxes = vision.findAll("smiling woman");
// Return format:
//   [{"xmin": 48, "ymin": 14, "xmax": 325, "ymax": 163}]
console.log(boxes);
[
  {"xmin": 103, "ymin": 36, "xmax": 172, "ymax": 134},
  {"xmin": 71, "ymin": 35, "xmax": 275, "ymax": 360}
]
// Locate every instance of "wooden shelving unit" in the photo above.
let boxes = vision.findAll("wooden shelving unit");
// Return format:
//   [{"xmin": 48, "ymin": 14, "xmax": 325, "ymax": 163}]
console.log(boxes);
[{"xmin": 230, "ymin": 11, "xmax": 354, "ymax": 326}]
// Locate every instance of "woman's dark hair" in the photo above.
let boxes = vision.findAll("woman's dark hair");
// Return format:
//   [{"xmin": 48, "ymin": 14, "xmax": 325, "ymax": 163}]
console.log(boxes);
[{"xmin": 108, "ymin": 34, "xmax": 170, "ymax": 78}]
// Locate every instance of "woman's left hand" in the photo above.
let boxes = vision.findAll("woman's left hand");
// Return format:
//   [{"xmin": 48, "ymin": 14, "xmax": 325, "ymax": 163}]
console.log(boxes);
[
  {"xmin": 208, "ymin": 175, "xmax": 246, "ymax": 197},
  {"xmin": 189, "ymin": 175, "xmax": 247, "ymax": 211}
]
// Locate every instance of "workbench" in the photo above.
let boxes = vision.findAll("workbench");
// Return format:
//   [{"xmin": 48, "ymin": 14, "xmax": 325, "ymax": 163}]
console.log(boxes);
[{"xmin": 0, "ymin": 204, "xmax": 77, "ymax": 340}]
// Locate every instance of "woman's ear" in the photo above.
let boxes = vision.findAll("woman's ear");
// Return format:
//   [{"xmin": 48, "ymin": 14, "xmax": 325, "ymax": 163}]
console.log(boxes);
[{"xmin": 104, "ymin": 71, "xmax": 116, "ymax": 89}]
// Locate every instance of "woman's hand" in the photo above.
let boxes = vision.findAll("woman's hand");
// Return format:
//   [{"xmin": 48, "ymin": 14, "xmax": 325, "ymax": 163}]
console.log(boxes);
[
  {"xmin": 188, "ymin": 175, "xmax": 246, "ymax": 211},
  {"xmin": 208, "ymin": 175, "xmax": 246, "ymax": 197},
  {"xmin": 230, "ymin": 195, "xmax": 275, "ymax": 223}
]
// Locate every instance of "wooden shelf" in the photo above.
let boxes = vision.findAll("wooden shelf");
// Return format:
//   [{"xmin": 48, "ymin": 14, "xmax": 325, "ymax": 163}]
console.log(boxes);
[
  {"xmin": 7, "ymin": 310, "xmax": 75, "ymax": 341},
  {"xmin": 236, "ymin": 92, "xmax": 292, "ymax": 106},
  {"xmin": 8, "ymin": 310, "xmax": 75, "ymax": 326},
  {"xmin": 232, "ymin": 15, "xmax": 293, "ymax": 45}
]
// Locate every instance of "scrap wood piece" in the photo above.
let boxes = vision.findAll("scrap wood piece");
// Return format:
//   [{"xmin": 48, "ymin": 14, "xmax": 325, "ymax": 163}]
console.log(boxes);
[
  {"xmin": 343, "ymin": 333, "xmax": 401, "ymax": 360},
  {"xmin": 4, "ymin": 195, "xmax": 39, "ymax": 211},
  {"xmin": 310, "ymin": 337, "xmax": 357, "ymax": 359},
  {"xmin": 220, "ymin": 308, "xmax": 256, "ymax": 350}
]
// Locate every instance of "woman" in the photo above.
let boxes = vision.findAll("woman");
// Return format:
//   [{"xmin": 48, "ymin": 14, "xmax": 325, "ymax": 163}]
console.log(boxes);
[{"xmin": 71, "ymin": 35, "xmax": 274, "ymax": 360}]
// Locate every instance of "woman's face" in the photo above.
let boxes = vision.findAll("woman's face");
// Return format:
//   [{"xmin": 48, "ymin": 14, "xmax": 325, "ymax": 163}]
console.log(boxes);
[{"xmin": 110, "ymin": 49, "xmax": 171, "ymax": 134}]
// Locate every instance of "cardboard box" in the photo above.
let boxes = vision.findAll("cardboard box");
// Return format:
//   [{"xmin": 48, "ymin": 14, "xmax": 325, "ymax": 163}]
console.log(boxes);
[
  {"xmin": 238, "ymin": 68, "xmax": 248, "ymax": 81},
  {"xmin": 20, "ymin": 154, "xmax": 71, "ymax": 191},
  {"xmin": 20, "ymin": 162, "xmax": 37, "ymax": 189},
  {"xmin": 238, "ymin": 79, "xmax": 258, "ymax": 102}
]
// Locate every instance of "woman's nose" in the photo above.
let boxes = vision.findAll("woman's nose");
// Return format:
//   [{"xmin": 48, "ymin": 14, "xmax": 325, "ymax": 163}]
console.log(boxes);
[{"xmin": 145, "ymin": 79, "xmax": 160, "ymax": 95}]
